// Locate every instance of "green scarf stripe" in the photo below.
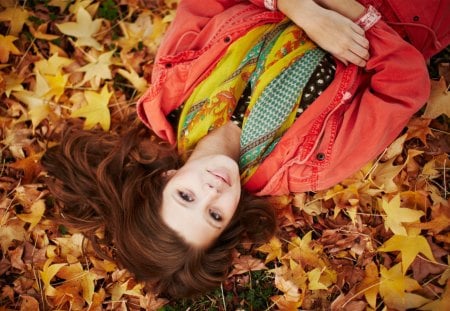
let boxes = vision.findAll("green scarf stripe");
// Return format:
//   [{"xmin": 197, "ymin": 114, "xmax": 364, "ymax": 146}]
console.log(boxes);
[{"xmin": 240, "ymin": 48, "xmax": 326, "ymax": 170}]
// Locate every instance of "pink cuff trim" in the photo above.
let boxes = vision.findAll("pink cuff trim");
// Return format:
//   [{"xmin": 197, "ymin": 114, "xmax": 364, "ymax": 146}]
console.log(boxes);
[
  {"xmin": 264, "ymin": 0, "xmax": 277, "ymax": 11},
  {"xmin": 356, "ymin": 5, "xmax": 381, "ymax": 31}
]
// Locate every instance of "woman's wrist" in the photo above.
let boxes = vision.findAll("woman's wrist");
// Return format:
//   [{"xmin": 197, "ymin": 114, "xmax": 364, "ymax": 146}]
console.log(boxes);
[
  {"xmin": 314, "ymin": 0, "xmax": 365, "ymax": 21},
  {"xmin": 278, "ymin": 0, "xmax": 322, "ymax": 28}
]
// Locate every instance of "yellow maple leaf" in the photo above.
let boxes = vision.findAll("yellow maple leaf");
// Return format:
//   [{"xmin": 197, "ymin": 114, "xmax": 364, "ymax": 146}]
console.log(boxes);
[
  {"xmin": 118, "ymin": 13, "xmax": 154, "ymax": 53},
  {"xmin": 40, "ymin": 258, "xmax": 67, "ymax": 296},
  {"xmin": 34, "ymin": 54, "xmax": 73, "ymax": 76},
  {"xmin": 47, "ymin": 0, "xmax": 71, "ymax": 12},
  {"xmin": 423, "ymin": 77, "xmax": 450, "ymax": 119},
  {"xmin": 274, "ymin": 269, "xmax": 302, "ymax": 302},
  {"xmin": 20, "ymin": 198, "xmax": 44, "ymax": 222},
  {"xmin": 77, "ymin": 50, "xmax": 115, "ymax": 88},
  {"xmin": 380, "ymin": 195, "xmax": 424, "ymax": 236},
  {"xmin": 110, "ymin": 280, "xmax": 144, "ymax": 302},
  {"xmin": 307, "ymin": 268, "xmax": 328, "ymax": 290},
  {"xmin": 355, "ymin": 261, "xmax": 379, "ymax": 309},
  {"xmin": 380, "ymin": 263, "xmax": 430, "ymax": 310},
  {"xmin": 56, "ymin": 7, "xmax": 103, "ymax": 50},
  {"xmin": 28, "ymin": 22, "xmax": 60, "ymax": 41},
  {"xmin": 378, "ymin": 234, "xmax": 436, "ymax": 273},
  {"xmin": 117, "ymin": 67, "xmax": 147, "ymax": 93},
  {"xmin": 0, "ymin": 35, "xmax": 22, "ymax": 63},
  {"xmin": 44, "ymin": 72, "xmax": 69, "ymax": 102},
  {"xmin": 12, "ymin": 90, "xmax": 51, "ymax": 130},
  {"xmin": 0, "ymin": 7, "xmax": 30, "ymax": 35},
  {"xmin": 71, "ymin": 85, "xmax": 112, "ymax": 130},
  {"xmin": 285, "ymin": 232, "xmax": 322, "ymax": 268},
  {"xmin": 369, "ymin": 157, "xmax": 404, "ymax": 193},
  {"xmin": 4, "ymin": 72, "xmax": 24, "ymax": 97},
  {"xmin": 257, "ymin": 236, "xmax": 283, "ymax": 263}
]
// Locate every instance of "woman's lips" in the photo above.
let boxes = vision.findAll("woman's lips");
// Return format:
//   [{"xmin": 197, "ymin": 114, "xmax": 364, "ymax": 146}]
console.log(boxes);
[{"xmin": 208, "ymin": 169, "xmax": 231, "ymax": 186}]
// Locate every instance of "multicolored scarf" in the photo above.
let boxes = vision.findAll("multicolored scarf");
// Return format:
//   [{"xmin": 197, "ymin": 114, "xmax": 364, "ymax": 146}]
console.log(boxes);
[{"xmin": 177, "ymin": 20, "xmax": 326, "ymax": 183}]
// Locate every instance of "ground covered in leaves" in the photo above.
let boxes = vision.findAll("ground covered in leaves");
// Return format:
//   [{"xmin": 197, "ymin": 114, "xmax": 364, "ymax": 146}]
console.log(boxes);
[{"xmin": 0, "ymin": 0, "xmax": 449, "ymax": 310}]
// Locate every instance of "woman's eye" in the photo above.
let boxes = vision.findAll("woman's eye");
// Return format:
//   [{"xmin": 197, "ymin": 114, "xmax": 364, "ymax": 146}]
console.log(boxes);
[
  {"xmin": 209, "ymin": 210, "xmax": 222, "ymax": 222},
  {"xmin": 178, "ymin": 191, "xmax": 194, "ymax": 202}
]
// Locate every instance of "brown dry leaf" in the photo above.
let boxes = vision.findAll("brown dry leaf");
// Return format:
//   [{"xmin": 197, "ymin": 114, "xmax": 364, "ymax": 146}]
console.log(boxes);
[
  {"xmin": 0, "ymin": 220, "xmax": 26, "ymax": 253},
  {"xmin": 420, "ymin": 279, "xmax": 450, "ymax": 310},
  {"xmin": 19, "ymin": 295, "xmax": 40, "ymax": 311},
  {"xmin": 406, "ymin": 117, "xmax": 434, "ymax": 145},
  {"xmin": 8, "ymin": 149, "xmax": 44, "ymax": 184},
  {"xmin": 410, "ymin": 203, "xmax": 450, "ymax": 235},
  {"xmin": 423, "ymin": 77, "xmax": 450, "ymax": 119},
  {"xmin": 231, "ymin": 255, "xmax": 266, "ymax": 276}
]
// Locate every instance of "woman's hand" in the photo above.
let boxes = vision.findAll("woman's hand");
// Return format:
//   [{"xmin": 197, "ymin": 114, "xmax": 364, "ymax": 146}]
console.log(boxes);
[{"xmin": 278, "ymin": 0, "xmax": 369, "ymax": 66}]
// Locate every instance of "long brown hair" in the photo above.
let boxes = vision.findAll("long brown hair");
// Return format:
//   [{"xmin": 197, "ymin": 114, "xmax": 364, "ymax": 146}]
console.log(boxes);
[{"xmin": 41, "ymin": 121, "xmax": 276, "ymax": 297}]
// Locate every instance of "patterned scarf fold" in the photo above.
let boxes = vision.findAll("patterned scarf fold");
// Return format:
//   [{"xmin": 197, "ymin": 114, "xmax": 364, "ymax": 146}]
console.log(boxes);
[{"xmin": 177, "ymin": 20, "xmax": 325, "ymax": 182}]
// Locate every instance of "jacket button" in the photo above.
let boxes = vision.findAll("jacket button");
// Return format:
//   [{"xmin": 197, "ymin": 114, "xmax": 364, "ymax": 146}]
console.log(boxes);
[
  {"xmin": 316, "ymin": 153, "xmax": 326, "ymax": 161},
  {"xmin": 165, "ymin": 63, "xmax": 172, "ymax": 68},
  {"xmin": 224, "ymin": 36, "xmax": 231, "ymax": 43},
  {"xmin": 413, "ymin": 16, "xmax": 420, "ymax": 22}
]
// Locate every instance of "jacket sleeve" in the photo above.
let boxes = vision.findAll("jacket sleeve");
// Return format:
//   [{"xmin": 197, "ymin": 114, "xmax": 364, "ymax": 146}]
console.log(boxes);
[{"xmin": 315, "ymin": 19, "xmax": 431, "ymax": 190}]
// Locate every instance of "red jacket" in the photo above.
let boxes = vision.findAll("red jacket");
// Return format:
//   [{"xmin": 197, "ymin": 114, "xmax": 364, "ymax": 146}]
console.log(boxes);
[
  {"xmin": 137, "ymin": 0, "xmax": 431, "ymax": 195},
  {"xmin": 361, "ymin": 0, "xmax": 450, "ymax": 59}
]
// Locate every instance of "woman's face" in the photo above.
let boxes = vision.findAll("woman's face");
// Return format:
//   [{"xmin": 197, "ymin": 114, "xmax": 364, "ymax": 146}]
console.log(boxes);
[{"xmin": 161, "ymin": 154, "xmax": 241, "ymax": 247}]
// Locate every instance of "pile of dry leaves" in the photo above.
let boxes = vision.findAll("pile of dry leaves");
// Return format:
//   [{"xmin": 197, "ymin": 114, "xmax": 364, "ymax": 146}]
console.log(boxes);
[{"xmin": 0, "ymin": 0, "xmax": 449, "ymax": 310}]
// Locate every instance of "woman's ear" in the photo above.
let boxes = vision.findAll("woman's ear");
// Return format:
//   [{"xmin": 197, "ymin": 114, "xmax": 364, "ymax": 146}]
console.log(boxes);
[{"xmin": 162, "ymin": 169, "xmax": 177, "ymax": 179}]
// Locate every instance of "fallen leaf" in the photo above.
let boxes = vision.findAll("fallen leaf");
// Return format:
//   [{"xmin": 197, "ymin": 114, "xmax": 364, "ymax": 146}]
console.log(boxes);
[
  {"xmin": 77, "ymin": 50, "xmax": 115, "ymax": 88},
  {"xmin": 307, "ymin": 268, "xmax": 328, "ymax": 290},
  {"xmin": 419, "ymin": 279, "xmax": 450, "ymax": 310},
  {"xmin": 0, "ymin": 7, "xmax": 30, "ymax": 35},
  {"xmin": 17, "ymin": 199, "xmax": 45, "ymax": 230},
  {"xmin": 380, "ymin": 263, "xmax": 430, "ymax": 310},
  {"xmin": 378, "ymin": 234, "xmax": 436, "ymax": 273},
  {"xmin": 406, "ymin": 118, "xmax": 434, "ymax": 145},
  {"xmin": 0, "ymin": 35, "xmax": 22, "ymax": 63},
  {"xmin": 423, "ymin": 77, "xmax": 450, "ymax": 119},
  {"xmin": 56, "ymin": 7, "xmax": 103, "ymax": 50},
  {"xmin": 355, "ymin": 261, "xmax": 379, "ymax": 309},
  {"xmin": 380, "ymin": 194, "xmax": 424, "ymax": 236},
  {"xmin": 257, "ymin": 236, "xmax": 283, "ymax": 264},
  {"xmin": 71, "ymin": 85, "xmax": 112, "ymax": 130},
  {"xmin": 39, "ymin": 258, "xmax": 67, "ymax": 296}
]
